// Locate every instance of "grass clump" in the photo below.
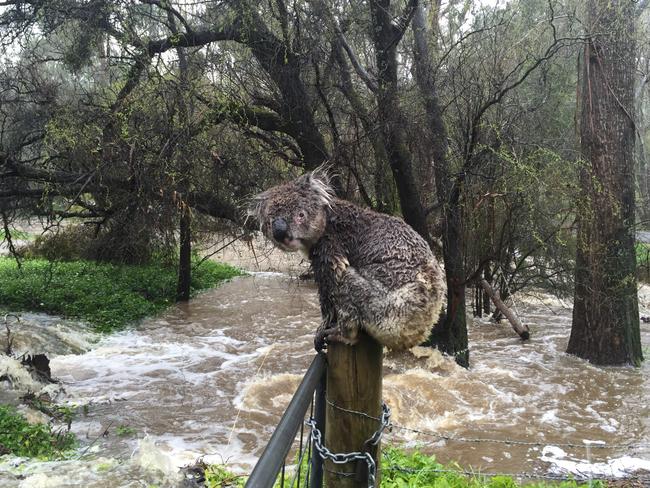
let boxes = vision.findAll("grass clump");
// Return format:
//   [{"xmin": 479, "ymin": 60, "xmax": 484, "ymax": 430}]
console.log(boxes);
[
  {"xmin": 382, "ymin": 447, "xmax": 602, "ymax": 487},
  {"xmin": 204, "ymin": 447, "xmax": 605, "ymax": 488},
  {"xmin": 115, "ymin": 425, "xmax": 137, "ymax": 437},
  {"xmin": 0, "ymin": 229, "xmax": 31, "ymax": 241},
  {"xmin": 0, "ymin": 256, "xmax": 242, "ymax": 332},
  {"xmin": 205, "ymin": 464, "xmax": 246, "ymax": 487},
  {"xmin": 0, "ymin": 405, "xmax": 76, "ymax": 459}
]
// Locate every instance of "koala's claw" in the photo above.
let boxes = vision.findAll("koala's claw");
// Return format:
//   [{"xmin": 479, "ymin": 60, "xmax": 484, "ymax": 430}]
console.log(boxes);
[{"xmin": 314, "ymin": 324, "xmax": 340, "ymax": 352}]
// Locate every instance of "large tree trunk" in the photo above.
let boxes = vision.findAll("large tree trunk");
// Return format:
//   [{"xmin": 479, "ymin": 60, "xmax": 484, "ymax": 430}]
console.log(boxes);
[
  {"xmin": 176, "ymin": 207, "xmax": 192, "ymax": 302},
  {"xmin": 171, "ymin": 14, "xmax": 192, "ymax": 303},
  {"xmin": 428, "ymin": 197, "xmax": 468, "ymax": 367},
  {"xmin": 369, "ymin": 0, "xmax": 431, "ymax": 245},
  {"xmin": 331, "ymin": 40, "xmax": 398, "ymax": 214},
  {"xmin": 411, "ymin": 2, "xmax": 469, "ymax": 366},
  {"xmin": 236, "ymin": 3, "xmax": 329, "ymax": 169},
  {"xmin": 568, "ymin": 0, "xmax": 642, "ymax": 366}
]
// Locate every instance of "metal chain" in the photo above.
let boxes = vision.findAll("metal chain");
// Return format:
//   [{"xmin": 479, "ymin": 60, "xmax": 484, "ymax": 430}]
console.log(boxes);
[{"xmin": 307, "ymin": 402, "xmax": 391, "ymax": 488}]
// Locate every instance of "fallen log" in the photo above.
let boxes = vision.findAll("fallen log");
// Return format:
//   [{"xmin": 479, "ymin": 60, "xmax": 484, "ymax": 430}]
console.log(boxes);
[{"xmin": 479, "ymin": 279, "xmax": 530, "ymax": 340}]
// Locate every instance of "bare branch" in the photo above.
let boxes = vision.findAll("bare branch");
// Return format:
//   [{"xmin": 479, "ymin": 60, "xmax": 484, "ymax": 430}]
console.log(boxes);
[{"xmin": 335, "ymin": 28, "xmax": 379, "ymax": 92}]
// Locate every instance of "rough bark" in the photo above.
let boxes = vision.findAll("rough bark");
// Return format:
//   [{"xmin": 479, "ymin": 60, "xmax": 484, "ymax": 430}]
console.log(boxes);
[
  {"xmin": 568, "ymin": 0, "xmax": 642, "ymax": 366},
  {"xmin": 411, "ymin": 2, "xmax": 469, "ymax": 366},
  {"xmin": 168, "ymin": 7, "xmax": 193, "ymax": 303},
  {"xmin": 369, "ymin": 0, "xmax": 431, "ymax": 245},
  {"xmin": 177, "ymin": 208, "xmax": 192, "ymax": 301}
]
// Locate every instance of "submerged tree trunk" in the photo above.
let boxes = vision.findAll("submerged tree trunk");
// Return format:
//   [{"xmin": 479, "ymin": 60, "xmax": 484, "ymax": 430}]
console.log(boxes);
[
  {"xmin": 171, "ymin": 12, "xmax": 192, "ymax": 303},
  {"xmin": 411, "ymin": 2, "xmax": 469, "ymax": 366},
  {"xmin": 177, "ymin": 207, "xmax": 192, "ymax": 302},
  {"xmin": 568, "ymin": 0, "xmax": 642, "ymax": 366},
  {"xmin": 429, "ymin": 198, "xmax": 468, "ymax": 367}
]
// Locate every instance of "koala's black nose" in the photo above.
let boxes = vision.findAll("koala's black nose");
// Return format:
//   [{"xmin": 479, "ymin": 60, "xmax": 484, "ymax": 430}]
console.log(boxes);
[{"xmin": 272, "ymin": 218, "xmax": 288, "ymax": 241}]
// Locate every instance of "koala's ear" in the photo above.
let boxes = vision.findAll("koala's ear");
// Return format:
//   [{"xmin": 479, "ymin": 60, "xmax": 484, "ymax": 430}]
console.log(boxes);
[
  {"xmin": 247, "ymin": 190, "xmax": 270, "ymax": 225},
  {"xmin": 305, "ymin": 168, "xmax": 334, "ymax": 207}
]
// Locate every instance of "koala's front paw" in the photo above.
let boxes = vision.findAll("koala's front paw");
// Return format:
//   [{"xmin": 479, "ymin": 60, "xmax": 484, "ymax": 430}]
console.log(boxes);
[
  {"xmin": 314, "ymin": 325, "xmax": 331, "ymax": 352},
  {"xmin": 314, "ymin": 323, "xmax": 340, "ymax": 352},
  {"xmin": 314, "ymin": 323, "xmax": 360, "ymax": 351}
]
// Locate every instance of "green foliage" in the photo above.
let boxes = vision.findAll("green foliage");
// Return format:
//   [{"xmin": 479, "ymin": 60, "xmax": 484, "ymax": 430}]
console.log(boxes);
[
  {"xmin": 204, "ymin": 464, "xmax": 246, "ymax": 487},
  {"xmin": 0, "ymin": 230, "xmax": 31, "ymax": 241},
  {"xmin": 115, "ymin": 425, "xmax": 137, "ymax": 437},
  {"xmin": 638, "ymin": 243, "xmax": 650, "ymax": 283},
  {"xmin": 382, "ymin": 448, "xmax": 602, "ymax": 488},
  {"xmin": 636, "ymin": 243, "xmax": 650, "ymax": 267},
  {"xmin": 203, "ymin": 447, "xmax": 604, "ymax": 488},
  {"xmin": 0, "ymin": 405, "xmax": 76, "ymax": 459},
  {"xmin": 0, "ymin": 257, "xmax": 242, "ymax": 332}
]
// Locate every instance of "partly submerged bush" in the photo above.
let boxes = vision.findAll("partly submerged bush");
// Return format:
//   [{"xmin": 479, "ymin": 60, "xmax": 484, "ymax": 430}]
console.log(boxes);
[
  {"xmin": 20, "ymin": 225, "xmax": 97, "ymax": 261},
  {"xmin": 0, "ymin": 405, "xmax": 76, "ymax": 459},
  {"xmin": 19, "ymin": 222, "xmax": 168, "ymax": 265}
]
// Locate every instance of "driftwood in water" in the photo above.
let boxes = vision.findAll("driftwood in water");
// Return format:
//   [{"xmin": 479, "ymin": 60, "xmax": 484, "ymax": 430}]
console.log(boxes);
[{"xmin": 479, "ymin": 279, "xmax": 530, "ymax": 340}]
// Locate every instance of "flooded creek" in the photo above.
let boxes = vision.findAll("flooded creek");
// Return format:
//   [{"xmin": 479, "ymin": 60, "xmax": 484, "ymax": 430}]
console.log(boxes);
[{"xmin": 1, "ymin": 272, "xmax": 649, "ymax": 486}]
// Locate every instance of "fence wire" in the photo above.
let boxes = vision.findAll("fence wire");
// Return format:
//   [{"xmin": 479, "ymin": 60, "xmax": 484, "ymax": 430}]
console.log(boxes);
[
  {"xmin": 252, "ymin": 360, "xmax": 650, "ymax": 488},
  {"xmin": 326, "ymin": 399, "xmax": 650, "ymax": 452},
  {"xmin": 319, "ymin": 398, "xmax": 650, "ymax": 485}
]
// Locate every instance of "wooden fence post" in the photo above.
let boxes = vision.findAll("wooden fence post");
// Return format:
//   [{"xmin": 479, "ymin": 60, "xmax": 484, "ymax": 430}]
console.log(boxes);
[{"xmin": 325, "ymin": 332, "xmax": 383, "ymax": 487}]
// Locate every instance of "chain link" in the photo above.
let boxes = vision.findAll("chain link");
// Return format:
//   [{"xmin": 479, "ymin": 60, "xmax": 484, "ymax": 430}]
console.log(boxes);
[{"xmin": 307, "ymin": 402, "xmax": 391, "ymax": 488}]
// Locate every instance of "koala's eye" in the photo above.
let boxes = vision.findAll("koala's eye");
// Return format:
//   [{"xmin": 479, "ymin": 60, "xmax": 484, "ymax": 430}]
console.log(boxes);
[{"xmin": 298, "ymin": 211, "xmax": 306, "ymax": 218}]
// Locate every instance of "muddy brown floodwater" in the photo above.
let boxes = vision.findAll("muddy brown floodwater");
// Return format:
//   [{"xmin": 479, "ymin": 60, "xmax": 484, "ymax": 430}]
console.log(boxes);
[{"xmin": 1, "ymin": 272, "xmax": 650, "ymax": 486}]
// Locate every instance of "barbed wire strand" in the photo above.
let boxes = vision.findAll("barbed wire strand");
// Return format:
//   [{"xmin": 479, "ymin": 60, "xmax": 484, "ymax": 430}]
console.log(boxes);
[
  {"xmin": 326, "ymin": 399, "xmax": 650, "ymax": 451},
  {"xmin": 272, "ymin": 406, "xmax": 650, "ymax": 488}
]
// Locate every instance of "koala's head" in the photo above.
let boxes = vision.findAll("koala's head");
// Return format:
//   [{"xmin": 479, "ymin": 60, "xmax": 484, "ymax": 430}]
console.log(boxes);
[{"xmin": 249, "ymin": 170, "xmax": 334, "ymax": 253}]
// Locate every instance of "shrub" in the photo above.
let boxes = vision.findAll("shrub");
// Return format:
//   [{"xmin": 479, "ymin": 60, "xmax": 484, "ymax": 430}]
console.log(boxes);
[{"xmin": 0, "ymin": 405, "xmax": 76, "ymax": 459}]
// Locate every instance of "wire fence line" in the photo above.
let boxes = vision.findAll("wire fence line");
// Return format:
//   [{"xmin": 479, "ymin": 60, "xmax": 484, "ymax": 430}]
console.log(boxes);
[
  {"xmin": 326, "ymin": 398, "xmax": 650, "ymax": 452},
  {"xmin": 311, "ymin": 398, "xmax": 650, "ymax": 485},
  {"xmin": 248, "ymin": 354, "xmax": 650, "ymax": 487}
]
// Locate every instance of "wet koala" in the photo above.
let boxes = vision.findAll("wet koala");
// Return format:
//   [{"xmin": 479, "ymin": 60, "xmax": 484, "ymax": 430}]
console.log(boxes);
[{"xmin": 250, "ymin": 170, "xmax": 446, "ymax": 351}]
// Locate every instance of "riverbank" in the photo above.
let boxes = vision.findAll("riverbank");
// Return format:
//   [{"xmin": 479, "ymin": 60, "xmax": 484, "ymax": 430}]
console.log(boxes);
[{"xmin": 0, "ymin": 256, "xmax": 242, "ymax": 332}]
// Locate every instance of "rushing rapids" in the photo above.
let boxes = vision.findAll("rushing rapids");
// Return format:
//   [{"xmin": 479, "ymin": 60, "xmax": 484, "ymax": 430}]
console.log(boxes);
[{"xmin": 0, "ymin": 268, "xmax": 649, "ymax": 487}]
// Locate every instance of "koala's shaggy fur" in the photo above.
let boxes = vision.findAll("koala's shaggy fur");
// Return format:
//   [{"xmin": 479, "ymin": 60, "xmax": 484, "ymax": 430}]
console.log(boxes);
[{"xmin": 251, "ymin": 170, "xmax": 446, "ymax": 350}]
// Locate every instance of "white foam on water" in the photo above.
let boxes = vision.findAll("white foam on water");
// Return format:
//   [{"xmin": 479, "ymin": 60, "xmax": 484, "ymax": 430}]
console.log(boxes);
[
  {"xmin": 540, "ymin": 409, "xmax": 560, "ymax": 425},
  {"xmin": 248, "ymin": 271, "xmax": 289, "ymax": 279},
  {"xmin": 132, "ymin": 437, "xmax": 183, "ymax": 481},
  {"xmin": 541, "ymin": 445, "xmax": 650, "ymax": 477}
]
